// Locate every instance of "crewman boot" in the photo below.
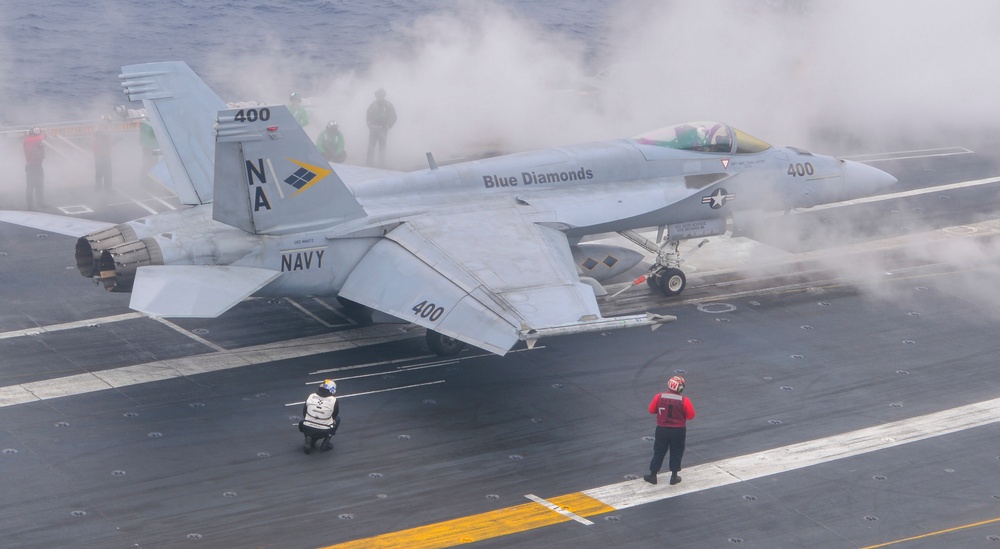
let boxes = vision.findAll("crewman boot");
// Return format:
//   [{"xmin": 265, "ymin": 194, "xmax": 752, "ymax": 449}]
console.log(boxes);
[
  {"xmin": 669, "ymin": 473, "xmax": 682, "ymax": 485},
  {"xmin": 320, "ymin": 436, "xmax": 333, "ymax": 451},
  {"xmin": 643, "ymin": 473, "xmax": 657, "ymax": 485}
]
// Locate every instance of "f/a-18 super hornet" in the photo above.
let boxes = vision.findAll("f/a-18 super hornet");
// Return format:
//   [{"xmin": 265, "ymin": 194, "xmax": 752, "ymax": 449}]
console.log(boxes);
[{"xmin": 0, "ymin": 62, "xmax": 896, "ymax": 356}]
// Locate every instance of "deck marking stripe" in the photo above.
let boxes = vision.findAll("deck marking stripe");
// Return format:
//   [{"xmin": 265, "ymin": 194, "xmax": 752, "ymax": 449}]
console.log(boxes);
[
  {"xmin": 0, "ymin": 313, "xmax": 143, "ymax": 340},
  {"xmin": 806, "ymin": 175, "xmax": 1000, "ymax": 212},
  {"xmin": 319, "ymin": 493, "xmax": 613, "ymax": 549},
  {"xmin": 283, "ymin": 380, "xmax": 447, "ymax": 406},
  {"xmin": 842, "ymin": 147, "xmax": 973, "ymax": 162},
  {"xmin": 0, "ymin": 325, "xmax": 417, "ymax": 407},
  {"xmin": 325, "ymin": 396, "xmax": 1000, "ymax": 548},
  {"xmin": 149, "ymin": 195, "xmax": 178, "ymax": 210},
  {"xmin": 584, "ymin": 395, "xmax": 1000, "ymax": 509},
  {"xmin": 310, "ymin": 297, "xmax": 358, "ymax": 325},
  {"xmin": 524, "ymin": 494, "xmax": 594, "ymax": 525},
  {"xmin": 332, "ymin": 363, "xmax": 461, "ymax": 381},
  {"xmin": 128, "ymin": 196, "xmax": 159, "ymax": 215},
  {"xmin": 858, "ymin": 516, "xmax": 1000, "ymax": 548},
  {"xmin": 150, "ymin": 317, "xmax": 228, "ymax": 353},
  {"xmin": 310, "ymin": 354, "xmax": 437, "ymax": 375},
  {"xmin": 285, "ymin": 298, "xmax": 350, "ymax": 329}
]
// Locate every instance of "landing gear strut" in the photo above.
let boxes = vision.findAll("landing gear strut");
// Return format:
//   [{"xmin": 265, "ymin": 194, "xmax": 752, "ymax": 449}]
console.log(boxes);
[
  {"xmin": 618, "ymin": 229, "xmax": 709, "ymax": 298},
  {"xmin": 645, "ymin": 240, "xmax": 687, "ymax": 297},
  {"xmin": 426, "ymin": 330, "xmax": 466, "ymax": 356}
]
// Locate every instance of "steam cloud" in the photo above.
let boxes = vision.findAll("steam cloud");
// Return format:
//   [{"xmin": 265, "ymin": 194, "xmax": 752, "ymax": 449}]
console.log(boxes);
[{"xmin": 1, "ymin": 0, "xmax": 999, "ymax": 304}]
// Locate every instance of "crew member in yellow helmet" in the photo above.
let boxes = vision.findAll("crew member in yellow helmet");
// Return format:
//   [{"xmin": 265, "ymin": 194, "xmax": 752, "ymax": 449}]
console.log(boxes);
[{"xmin": 299, "ymin": 379, "xmax": 340, "ymax": 454}]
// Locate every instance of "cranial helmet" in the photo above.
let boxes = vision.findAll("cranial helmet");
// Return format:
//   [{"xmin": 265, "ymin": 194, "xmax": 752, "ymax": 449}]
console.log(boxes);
[
  {"xmin": 290, "ymin": 92, "xmax": 301, "ymax": 102},
  {"xmin": 320, "ymin": 379, "xmax": 337, "ymax": 394},
  {"xmin": 327, "ymin": 121, "xmax": 338, "ymax": 130},
  {"xmin": 375, "ymin": 88, "xmax": 386, "ymax": 99},
  {"xmin": 31, "ymin": 127, "xmax": 41, "ymax": 135},
  {"xmin": 667, "ymin": 375, "xmax": 685, "ymax": 393}
]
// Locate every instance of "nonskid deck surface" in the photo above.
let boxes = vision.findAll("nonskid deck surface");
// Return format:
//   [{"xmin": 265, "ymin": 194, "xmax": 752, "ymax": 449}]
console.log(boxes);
[{"xmin": 1, "ymin": 135, "xmax": 999, "ymax": 548}]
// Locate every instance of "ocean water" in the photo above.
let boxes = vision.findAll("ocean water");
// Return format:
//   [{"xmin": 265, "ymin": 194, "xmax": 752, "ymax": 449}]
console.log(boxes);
[
  {"xmin": 1, "ymin": 0, "xmax": 610, "ymax": 125},
  {"xmin": 3, "ymin": 1, "xmax": 997, "ymax": 169}
]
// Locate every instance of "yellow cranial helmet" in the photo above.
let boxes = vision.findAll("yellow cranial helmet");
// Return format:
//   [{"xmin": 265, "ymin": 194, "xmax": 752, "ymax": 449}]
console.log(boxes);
[{"xmin": 320, "ymin": 379, "xmax": 337, "ymax": 394}]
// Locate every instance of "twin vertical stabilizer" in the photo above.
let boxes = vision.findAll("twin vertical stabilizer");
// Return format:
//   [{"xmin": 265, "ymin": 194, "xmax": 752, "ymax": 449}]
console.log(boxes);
[
  {"xmin": 212, "ymin": 106, "xmax": 367, "ymax": 235},
  {"xmin": 120, "ymin": 62, "xmax": 227, "ymax": 205}
]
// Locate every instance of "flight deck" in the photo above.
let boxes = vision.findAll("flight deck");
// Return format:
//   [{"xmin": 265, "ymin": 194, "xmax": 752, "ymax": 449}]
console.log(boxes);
[{"xmin": 2, "ymin": 131, "xmax": 1000, "ymax": 548}]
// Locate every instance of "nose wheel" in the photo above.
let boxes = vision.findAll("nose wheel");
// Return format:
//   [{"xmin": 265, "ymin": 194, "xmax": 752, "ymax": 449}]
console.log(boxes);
[
  {"xmin": 649, "ymin": 267, "xmax": 686, "ymax": 296},
  {"xmin": 617, "ymin": 231, "xmax": 707, "ymax": 300}
]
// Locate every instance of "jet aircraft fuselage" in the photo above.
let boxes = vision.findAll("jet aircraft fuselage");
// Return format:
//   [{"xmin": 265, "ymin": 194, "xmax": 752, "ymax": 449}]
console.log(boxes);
[{"xmin": 8, "ymin": 63, "xmax": 897, "ymax": 356}]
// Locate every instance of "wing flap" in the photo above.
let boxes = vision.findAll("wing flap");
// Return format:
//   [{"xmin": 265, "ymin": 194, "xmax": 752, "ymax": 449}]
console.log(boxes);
[
  {"xmin": 129, "ymin": 265, "xmax": 280, "ymax": 318},
  {"xmin": 339, "ymin": 208, "xmax": 612, "ymax": 355},
  {"xmin": 338, "ymin": 238, "xmax": 519, "ymax": 355}
]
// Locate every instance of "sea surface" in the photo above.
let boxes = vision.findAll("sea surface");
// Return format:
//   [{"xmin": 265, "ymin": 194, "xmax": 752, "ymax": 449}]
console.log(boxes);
[
  {"xmin": 4, "ymin": 1, "xmax": 997, "ymax": 160},
  {"xmin": 1, "ymin": 0, "xmax": 611, "ymax": 126}
]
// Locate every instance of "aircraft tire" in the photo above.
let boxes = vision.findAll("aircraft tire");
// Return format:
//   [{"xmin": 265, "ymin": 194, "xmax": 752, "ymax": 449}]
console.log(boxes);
[
  {"xmin": 646, "ymin": 274, "xmax": 660, "ymax": 291},
  {"xmin": 426, "ymin": 330, "xmax": 466, "ymax": 356},
  {"xmin": 657, "ymin": 268, "xmax": 686, "ymax": 297}
]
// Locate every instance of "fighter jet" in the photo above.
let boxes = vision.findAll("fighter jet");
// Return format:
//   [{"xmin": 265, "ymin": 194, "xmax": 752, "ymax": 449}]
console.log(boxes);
[{"xmin": 0, "ymin": 62, "xmax": 896, "ymax": 356}]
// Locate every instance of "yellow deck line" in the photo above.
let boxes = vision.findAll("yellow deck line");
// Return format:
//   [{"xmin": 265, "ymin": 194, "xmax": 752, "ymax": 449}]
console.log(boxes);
[
  {"xmin": 320, "ymin": 492, "xmax": 615, "ymax": 549},
  {"xmin": 322, "ymin": 395, "xmax": 1000, "ymax": 548}
]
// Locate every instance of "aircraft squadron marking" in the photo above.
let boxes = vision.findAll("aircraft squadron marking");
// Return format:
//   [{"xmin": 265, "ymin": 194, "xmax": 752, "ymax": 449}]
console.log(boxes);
[{"xmin": 483, "ymin": 167, "xmax": 594, "ymax": 188}]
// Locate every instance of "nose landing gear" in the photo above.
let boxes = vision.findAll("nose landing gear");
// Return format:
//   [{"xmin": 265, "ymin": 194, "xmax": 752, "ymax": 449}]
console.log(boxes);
[
  {"xmin": 644, "ymin": 239, "xmax": 687, "ymax": 296},
  {"xmin": 617, "ymin": 230, "xmax": 710, "ymax": 298},
  {"xmin": 649, "ymin": 266, "xmax": 686, "ymax": 296}
]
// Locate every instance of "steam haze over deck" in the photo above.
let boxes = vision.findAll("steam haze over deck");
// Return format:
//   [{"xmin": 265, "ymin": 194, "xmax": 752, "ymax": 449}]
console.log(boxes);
[{"xmin": 2, "ymin": 2, "xmax": 1000, "ymax": 548}]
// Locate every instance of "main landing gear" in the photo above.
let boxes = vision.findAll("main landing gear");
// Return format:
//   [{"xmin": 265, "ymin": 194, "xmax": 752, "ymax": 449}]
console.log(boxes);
[{"xmin": 426, "ymin": 330, "xmax": 466, "ymax": 356}]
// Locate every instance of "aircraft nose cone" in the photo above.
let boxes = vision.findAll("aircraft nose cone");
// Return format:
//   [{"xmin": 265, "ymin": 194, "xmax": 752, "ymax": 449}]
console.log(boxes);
[{"xmin": 842, "ymin": 159, "xmax": 897, "ymax": 193}]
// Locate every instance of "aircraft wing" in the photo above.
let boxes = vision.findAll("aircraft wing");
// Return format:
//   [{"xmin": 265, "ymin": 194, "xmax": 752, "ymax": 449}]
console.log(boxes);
[
  {"xmin": 337, "ymin": 207, "xmax": 663, "ymax": 355},
  {"xmin": 0, "ymin": 210, "xmax": 116, "ymax": 238},
  {"xmin": 129, "ymin": 265, "xmax": 280, "ymax": 318}
]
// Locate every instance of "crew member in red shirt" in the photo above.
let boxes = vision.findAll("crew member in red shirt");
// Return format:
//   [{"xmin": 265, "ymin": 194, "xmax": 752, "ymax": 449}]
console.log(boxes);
[
  {"xmin": 93, "ymin": 115, "xmax": 113, "ymax": 191},
  {"xmin": 23, "ymin": 127, "xmax": 46, "ymax": 210},
  {"xmin": 644, "ymin": 375, "xmax": 695, "ymax": 485}
]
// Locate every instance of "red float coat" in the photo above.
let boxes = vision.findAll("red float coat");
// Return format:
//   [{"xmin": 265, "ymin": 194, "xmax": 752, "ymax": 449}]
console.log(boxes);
[
  {"xmin": 24, "ymin": 134, "xmax": 45, "ymax": 165},
  {"xmin": 648, "ymin": 391, "xmax": 695, "ymax": 428}
]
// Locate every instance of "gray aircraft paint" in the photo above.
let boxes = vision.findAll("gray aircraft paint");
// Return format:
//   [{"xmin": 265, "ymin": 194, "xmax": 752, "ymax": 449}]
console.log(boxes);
[{"xmin": 1, "ymin": 62, "xmax": 896, "ymax": 355}]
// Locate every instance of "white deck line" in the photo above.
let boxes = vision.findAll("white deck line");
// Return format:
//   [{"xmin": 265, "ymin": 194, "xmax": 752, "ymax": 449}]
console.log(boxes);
[
  {"xmin": 583, "ymin": 396, "xmax": 1000, "ymax": 510},
  {"xmin": 0, "ymin": 324, "xmax": 415, "ymax": 407},
  {"xmin": 524, "ymin": 494, "xmax": 594, "ymax": 526}
]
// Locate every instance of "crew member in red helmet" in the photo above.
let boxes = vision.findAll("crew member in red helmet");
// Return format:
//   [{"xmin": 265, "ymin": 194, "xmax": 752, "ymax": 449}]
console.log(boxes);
[{"xmin": 644, "ymin": 375, "xmax": 695, "ymax": 485}]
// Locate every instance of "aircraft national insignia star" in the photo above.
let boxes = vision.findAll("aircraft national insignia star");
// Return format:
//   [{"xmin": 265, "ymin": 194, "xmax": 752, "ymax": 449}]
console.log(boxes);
[
  {"xmin": 701, "ymin": 188, "xmax": 735, "ymax": 209},
  {"xmin": 284, "ymin": 158, "xmax": 332, "ymax": 196}
]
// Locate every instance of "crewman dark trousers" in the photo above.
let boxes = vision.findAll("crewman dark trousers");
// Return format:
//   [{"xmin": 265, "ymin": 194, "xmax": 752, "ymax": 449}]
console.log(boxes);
[
  {"xmin": 649, "ymin": 425, "xmax": 686, "ymax": 474},
  {"xmin": 95, "ymin": 155, "xmax": 112, "ymax": 191},
  {"xmin": 367, "ymin": 128, "xmax": 388, "ymax": 167},
  {"xmin": 25, "ymin": 165, "xmax": 44, "ymax": 209}
]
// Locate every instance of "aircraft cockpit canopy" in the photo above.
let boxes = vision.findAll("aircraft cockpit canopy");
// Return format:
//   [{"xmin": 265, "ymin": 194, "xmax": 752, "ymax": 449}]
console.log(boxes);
[{"xmin": 632, "ymin": 122, "xmax": 771, "ymax": 154}]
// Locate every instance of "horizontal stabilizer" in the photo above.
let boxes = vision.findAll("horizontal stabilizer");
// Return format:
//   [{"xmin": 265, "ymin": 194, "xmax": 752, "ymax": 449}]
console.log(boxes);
[
  {"xmin": 0, "ymin": 210, "xmax": 116, "ymax": 238},
  {"xmin": 129, "ymin": 265, "xmax": 280, "ymax": 318}
]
